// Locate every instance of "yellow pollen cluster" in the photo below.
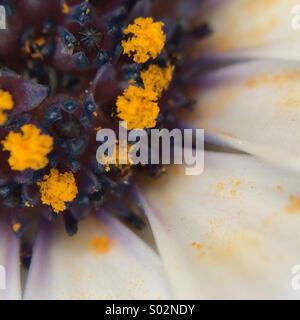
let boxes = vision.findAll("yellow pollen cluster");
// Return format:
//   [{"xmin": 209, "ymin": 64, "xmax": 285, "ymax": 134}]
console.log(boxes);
[
  {"xmin": 0, "ymin": 90, "xmax": 14, "ymax": 125},
  {"xmin": 116, "ymin": 85, "xmax": 159, "ymax": 130},
  {"xmin": 141, "ymin": 64, "xmax": 174, "ymax": 98},
  {"xmin": 122, "ymin": 17, "xmax": 165, "ymax": 63},
  {"xmin": 62, "ymin": 2, "xmax": 70, "ymax": 14},
  {"xmin": 117, "ymin": 18, "xmax": 173, "ymax": 130},
  {"xmin": 12, "ymin": 223, "xmax": 21, "ymax": 233},
  {"xmin": 116, "ymin": 64, "xmax": 173, "ymax": 129},
  {"xmin": 2, "ymin": 124, "xmax": 53, "ymax": 171},
  {"xmin": 38, "ymin": 169, "xmax": 78, "ymax": 213}
]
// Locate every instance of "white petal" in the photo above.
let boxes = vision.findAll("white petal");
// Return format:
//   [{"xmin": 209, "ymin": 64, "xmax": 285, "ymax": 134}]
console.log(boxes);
[
  {"xmin": 138, "ymin": 152, "xmax": 300, "ymax": 299},
  {"xmin": 0, "ymin": 222, "xmax": 21, "ymax": 300},
  {"xmin": 197, "ymin": 0, "xmax": 300, "ymax": 60},
  {"xmin": 188, "ymin": 60, "xmax": 300, "ymax": 171},
  {"xmin": 24, "ymin": 215, "xmax": 171, "ymax": 300}
]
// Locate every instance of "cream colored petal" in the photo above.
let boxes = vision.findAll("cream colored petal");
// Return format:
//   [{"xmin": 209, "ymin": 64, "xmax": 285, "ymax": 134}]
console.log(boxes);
[
  {"xmin": 188, "ymin": 60, "xmax": 300, "ymax": 170},
  {"xmin": 24, "ymin": 215, "xmax": 171, "ymax": 300},
  {"xmin": 197, "ymin": 0, "xmax": 300, "ymax": 60},
  {"xmin": 0, "ymin": 222, "xmax": 21, "ymax": 300},
  {"xmin": 139, "ymin": 151, "xmax": 300, "ymax": 299}
]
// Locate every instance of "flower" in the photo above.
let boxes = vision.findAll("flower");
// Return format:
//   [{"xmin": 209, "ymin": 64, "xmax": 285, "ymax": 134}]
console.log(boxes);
[{"xmin": 1, "ymin": 0, "xmax": 298, "ymax": 301}]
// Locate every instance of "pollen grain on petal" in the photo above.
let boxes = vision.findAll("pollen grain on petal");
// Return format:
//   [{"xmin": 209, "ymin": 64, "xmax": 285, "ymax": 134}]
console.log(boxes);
[
  {"xmin": 2, "ymin": 124, "xmax": 53, "ymax": 171},
  {"xmin": 192, "ymin": 242, "xmax": 205, "ymax": 259},
  {"xmin": 122, "ymin": 17, "xmax": 166, "ymax": 64},
  {"xmin": 90, "ymin": 235, "xmax": 112, "ymax": 255},
  {"xmin": 0, "ymin": 90, "xmax": 14, "ymax": 125},
  {"xmin": 192, "ymin": 242, "xmax": 204, "ymax": 251},
  {"xmin": 38, "ymin": 168, "xmax": 78, "ymax": 213},
  {"xmin": 285, "ymin": 195, "xmax": 300, "ymax": 214},
  {"xmin": 215, "ymin": 179, "xmax": 241, "ymax": 199},
  {"xmin": 245, "ymin": 70, "xmax": 300, "ymax": 89}
]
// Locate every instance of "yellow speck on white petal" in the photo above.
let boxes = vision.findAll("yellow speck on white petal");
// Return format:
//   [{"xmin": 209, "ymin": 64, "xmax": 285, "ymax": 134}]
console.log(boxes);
[
  {"xmin": 90, "ymin": 235, "xmax": 112, "ymax": 255},
  {"xmin": 215, "ymin": 179, "xmax": 241, "ymax": 198},
  {"xmin": 285, "ymin": 195, "xmax": 300, "ymax": 214}
]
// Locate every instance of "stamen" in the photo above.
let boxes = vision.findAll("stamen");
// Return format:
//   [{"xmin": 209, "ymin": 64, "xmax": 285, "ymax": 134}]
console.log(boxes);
[
  {"xmin": 0, "ymin": 90, "xmax": 14, "ymax": 125},
  {"xmin": 115, "ymin": 64, "xmax": 173, "ymax": 130},
  {"xmin": 0, "ymin": 0, "xmax": 205, "ymax": 236},
  {"xmin": 62, "ymin": 2, "xmax": 70, "ymax": 14},
  {"xmin": 141, "ymin": 64, "xmax": 174, "ymax": 98},
  {"xmin": 116, "ymin": 85, "xmax": 159, "ymax": 129},
  {"xmin": 38, "ymin": 169, "xmax": 78, "ymax": 213},
  {"xmin": 2, "ymin": 124, "xmax": 53, "ymax": 171},
  {"xmin": 122, "ymin": 17, "xmax": 165, "ymax": 64}
]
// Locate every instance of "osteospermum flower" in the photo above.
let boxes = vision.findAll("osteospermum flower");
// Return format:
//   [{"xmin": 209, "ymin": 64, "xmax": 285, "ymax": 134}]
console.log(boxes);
[{"xmin": 1, "ymin": 0, "xmax": 299, "ymax": 301}]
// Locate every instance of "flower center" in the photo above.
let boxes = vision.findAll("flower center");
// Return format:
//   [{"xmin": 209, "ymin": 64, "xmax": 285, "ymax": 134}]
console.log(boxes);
[{"xmin": 0, "ymin": 0, "xmax": 208, "ymax": 238}]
